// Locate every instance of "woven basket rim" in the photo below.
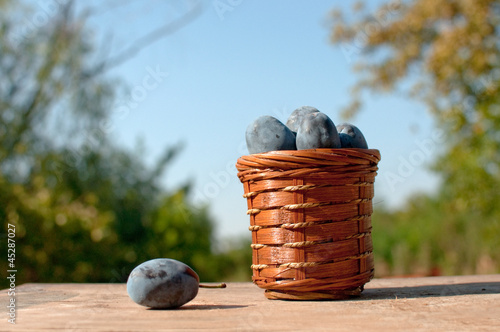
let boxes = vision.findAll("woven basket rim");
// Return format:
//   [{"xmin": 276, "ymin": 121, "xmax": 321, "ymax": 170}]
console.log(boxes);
[
  {"xmin": 236, "ymin": 148, "xmax": 380, "ymax": 182},
  {"xmin": 236, "ymin": 148, "xmax": 380, "ymax": 170}
]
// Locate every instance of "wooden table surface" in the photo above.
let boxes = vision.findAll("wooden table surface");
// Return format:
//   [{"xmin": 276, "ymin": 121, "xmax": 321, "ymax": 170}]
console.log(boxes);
[{"xmin": 2, "ymin": 274, "xmax": 500, "ymax": 331}]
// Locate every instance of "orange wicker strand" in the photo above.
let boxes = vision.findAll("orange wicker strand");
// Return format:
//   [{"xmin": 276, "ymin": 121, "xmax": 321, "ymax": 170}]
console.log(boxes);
[{"xmin": 236, "ymin": 148, "xmax": 381, "ymax": 300}]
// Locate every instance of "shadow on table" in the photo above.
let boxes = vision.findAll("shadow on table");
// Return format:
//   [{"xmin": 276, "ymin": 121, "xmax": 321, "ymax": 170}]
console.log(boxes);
[
  {"xmin": 149, "ymin": 304, "xmax": 248, "ymax": 310},
  {"xmin": 358, "ymin": 282, "xmax": 500, "ymax": 301}
]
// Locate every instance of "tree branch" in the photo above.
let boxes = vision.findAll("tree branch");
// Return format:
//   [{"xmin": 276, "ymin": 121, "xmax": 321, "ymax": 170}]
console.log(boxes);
[{"xmin": 83, "ymin": 0, "xmax": 203, "ymax": 78}]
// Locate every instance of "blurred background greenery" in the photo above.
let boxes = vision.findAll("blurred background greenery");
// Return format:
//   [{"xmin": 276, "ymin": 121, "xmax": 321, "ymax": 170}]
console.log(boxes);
[
  {"xmin": 1, "ymin": 0, "xmax": 499, "ymax": 285},
  {"xmin": 333, "ymin": 0, "xmax": 500, "ymax": 276},
  {"xmin": 0, "ymin": 0, "xmax": 251, "ymax": 284}
]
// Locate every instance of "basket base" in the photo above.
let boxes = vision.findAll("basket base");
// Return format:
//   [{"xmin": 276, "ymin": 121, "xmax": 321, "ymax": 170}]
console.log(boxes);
[{"xmin": 264, "ymin": 287, "xmax": 363, "ymax": 301}]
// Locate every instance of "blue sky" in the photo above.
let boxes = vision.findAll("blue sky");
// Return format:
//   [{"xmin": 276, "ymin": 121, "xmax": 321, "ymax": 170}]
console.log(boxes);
[{"xmin": 75, "ymin": 0, "xmax": 442, "ymax": 240}]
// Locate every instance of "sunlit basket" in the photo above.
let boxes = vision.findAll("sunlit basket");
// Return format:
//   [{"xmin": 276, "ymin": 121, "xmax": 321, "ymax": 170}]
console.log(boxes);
[{"xmin": 235, "ymin": 148, "xmax": 381, "ymax": 300}]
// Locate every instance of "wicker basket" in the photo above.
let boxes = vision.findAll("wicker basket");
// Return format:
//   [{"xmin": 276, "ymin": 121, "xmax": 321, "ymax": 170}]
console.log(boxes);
[{"xmin": 235, "ymin": 148, "xmax": 381, "ymax": 300}]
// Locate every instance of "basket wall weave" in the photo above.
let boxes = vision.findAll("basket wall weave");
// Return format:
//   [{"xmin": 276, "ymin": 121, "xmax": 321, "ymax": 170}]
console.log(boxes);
[{"xmin": 236, "ymin": 148, "xmax": 381, "ymax": 300}]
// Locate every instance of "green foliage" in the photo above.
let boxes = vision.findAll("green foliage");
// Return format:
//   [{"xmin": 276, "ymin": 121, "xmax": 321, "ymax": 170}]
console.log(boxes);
[
  {"xmin": 332, "ymin": 0, "xmax": 500, "ymax": 275},
  {"xmin": 0, "ymin": 0, "xmax": 251, "ymax": 285}
]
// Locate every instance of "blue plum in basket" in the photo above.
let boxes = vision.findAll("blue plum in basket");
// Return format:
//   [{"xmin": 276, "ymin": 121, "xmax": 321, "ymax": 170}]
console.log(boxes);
[
  {"xmin": 127, "ymin": 258, "xmax": 199, "ymax": 309},
  {"xmin": 285, "ymin": 106, "xmax": 320, "ymax": 135},
  {"xmin": 336, "ymin": 123, "xmax": 368, "ymax": 149},
  {"xmin": 246, "ymin": 115, "xmax": 296, "ymax": 154},
  {"xmin": 295, "ymin": 112, "xmax": 341, "ymax": 149}
]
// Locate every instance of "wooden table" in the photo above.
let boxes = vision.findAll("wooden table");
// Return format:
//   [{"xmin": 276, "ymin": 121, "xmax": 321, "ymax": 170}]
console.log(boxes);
[{"xmin": 2, "ymin": 274, "xmax": 499, "ymax": 331}]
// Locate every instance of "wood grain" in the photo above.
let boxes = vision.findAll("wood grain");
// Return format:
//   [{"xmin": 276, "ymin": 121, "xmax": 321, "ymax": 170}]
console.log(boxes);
[{"xmin": 2, "ymin": 275, "xmax": 499, "ymax": 331}]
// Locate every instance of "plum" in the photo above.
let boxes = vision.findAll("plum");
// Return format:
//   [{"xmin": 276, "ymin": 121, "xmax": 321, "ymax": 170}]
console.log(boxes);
[
  {"xmin": 295, "ymin": 112, "xmax": 341, "ymax": 149},
  {"xmin": 245, "ymin": 115, "xmax": 296, "ymax": 154},
  {"xmin": 285, "ymin": 106, "xmax": 320, "ymax": 135},
  {"xmin": 336, "ymin": 123, "xmax": 368, "ymax": 149},
  {"xmin": 127, "ymin": 258, "xmax": 199, "ymax": 309}
]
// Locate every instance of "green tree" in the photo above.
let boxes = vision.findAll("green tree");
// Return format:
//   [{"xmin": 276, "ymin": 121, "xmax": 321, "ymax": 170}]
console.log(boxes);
[
  {"xmin": 1, "ymin": 0, "xmax": 248, "ymax": 284},
  {"xmin": 330, "ymin": 0, "xmax": 500, "ymax": 275}
]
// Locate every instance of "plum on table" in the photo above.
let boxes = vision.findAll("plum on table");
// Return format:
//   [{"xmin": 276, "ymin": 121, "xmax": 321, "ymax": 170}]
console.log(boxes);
[{"xmin": 127, "ymin": 258, "xmax": 200, "ymax": 309}]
